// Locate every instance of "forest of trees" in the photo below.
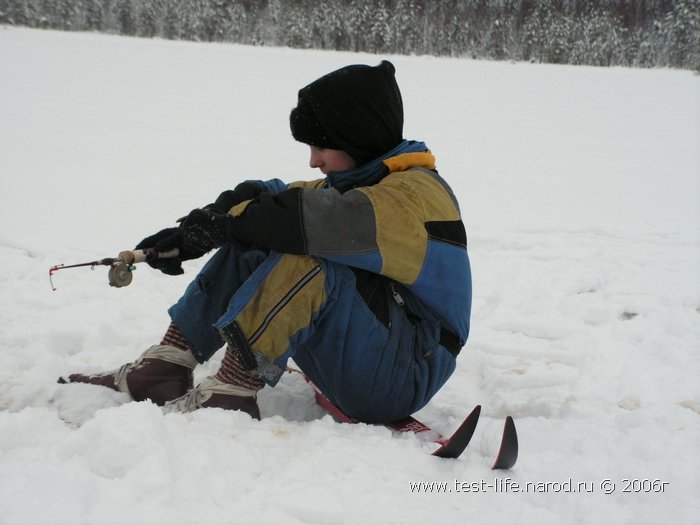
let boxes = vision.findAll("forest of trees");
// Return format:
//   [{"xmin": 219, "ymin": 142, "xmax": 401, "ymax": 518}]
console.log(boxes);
[{"xmin": 1, "ymin": 0, "xmax": 699, "ymax": 70}]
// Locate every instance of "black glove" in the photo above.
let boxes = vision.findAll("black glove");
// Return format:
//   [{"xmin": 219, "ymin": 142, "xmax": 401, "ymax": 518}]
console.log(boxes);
[
  {"xmin": 177, "ymin": 183, "xmax": 263, "ymax": 222},
  {"xmin": 135, "ymin": 227, "xmax": 207, "ymax": 276},
  {"xmin": 206, "ymin": 182, "xmax": 262, "ymax": 214},
  {"xmin": 180, "ymin": 208, "xmax": 235, "ymax": 253}
]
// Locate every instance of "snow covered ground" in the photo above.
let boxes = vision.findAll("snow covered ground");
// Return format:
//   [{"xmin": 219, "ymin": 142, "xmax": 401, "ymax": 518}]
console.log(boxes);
[{"xmin": 1, "ymin": 27, "xmax": 699, "ymax": 524}]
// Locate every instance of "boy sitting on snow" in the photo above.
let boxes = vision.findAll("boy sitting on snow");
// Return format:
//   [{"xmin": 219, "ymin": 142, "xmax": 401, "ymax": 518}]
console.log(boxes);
[{"xmin": 61, "ymin": 61, "xmax": 472, "ymax": 423}]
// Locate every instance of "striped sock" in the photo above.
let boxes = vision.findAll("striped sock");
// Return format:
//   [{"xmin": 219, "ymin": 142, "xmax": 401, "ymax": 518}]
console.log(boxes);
[
  {"xmin": 216, "ymin": 346, "xmax": 265, "ymax": 391},
  {"xmin": 160, "ymin": 322, "xmax": 190, "ymax": 352}
]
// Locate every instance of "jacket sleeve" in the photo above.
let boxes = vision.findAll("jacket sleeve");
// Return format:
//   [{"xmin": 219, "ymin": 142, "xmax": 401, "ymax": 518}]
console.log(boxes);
[
  {"xmin": 230, "ymin": 177, "xmax": 410, "ymax": 273},
  {"xmin": 227, "ymin": 169, "xmax": 460, "ymax": 287},
  {"xmin": 228, "ymin": 183, "xmax": 379, "ymax": 257},
  {"xmin": 229, "ymin": 187, "xmax": 308, "ymax": 254}
]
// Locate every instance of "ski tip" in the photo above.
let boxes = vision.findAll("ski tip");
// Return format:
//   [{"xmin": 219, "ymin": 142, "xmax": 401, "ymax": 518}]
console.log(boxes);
[
  {"xmin": 491, "ymin": 415, "xmax": 518, "ymax": 470},
  {"xmin": 431, "ymin": 404, "xmax": 482, "ymax": 459}
]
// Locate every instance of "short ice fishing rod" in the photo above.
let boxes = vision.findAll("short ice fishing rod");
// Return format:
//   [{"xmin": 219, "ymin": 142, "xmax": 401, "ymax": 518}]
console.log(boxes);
[{"xmin": 49, "ymin": 248, "xmax": 178, "ymax": 291}]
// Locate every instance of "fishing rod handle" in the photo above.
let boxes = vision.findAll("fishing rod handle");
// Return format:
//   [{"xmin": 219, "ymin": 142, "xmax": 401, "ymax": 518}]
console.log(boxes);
[{"xmin": 117, "ymin": 248, "xmax": 180, "ymax": 265}]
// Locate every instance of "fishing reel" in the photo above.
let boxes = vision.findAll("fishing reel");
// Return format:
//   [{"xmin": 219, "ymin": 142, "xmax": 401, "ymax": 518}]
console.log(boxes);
[{"xmin": 107, "ymin": 261, "xmax": 135, "ymax": 288}]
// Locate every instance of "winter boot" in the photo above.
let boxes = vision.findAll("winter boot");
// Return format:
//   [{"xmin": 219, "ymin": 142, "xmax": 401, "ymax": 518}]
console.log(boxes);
[
  {"xmin": 162, "ymin": 376, "xmax": 260, "ymax": 418},
  {"xmin": 162, "ymin": 345, "xmax": 263, "ymax": 419},
  {"xmin": 58, "ymin": 344, "xmax": 197, "ymax": 406}
]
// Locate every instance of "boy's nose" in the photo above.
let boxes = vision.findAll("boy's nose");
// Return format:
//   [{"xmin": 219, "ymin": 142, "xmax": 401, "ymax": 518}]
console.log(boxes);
[{"xmin": 309, "ymin": 148, "xmax": 322, "ymax": 169}]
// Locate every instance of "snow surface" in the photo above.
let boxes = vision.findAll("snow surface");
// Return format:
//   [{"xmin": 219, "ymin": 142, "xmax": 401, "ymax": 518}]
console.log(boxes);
[{"xmin": 1, "ymin": 27, "xmax": 699, "ymax": 525}]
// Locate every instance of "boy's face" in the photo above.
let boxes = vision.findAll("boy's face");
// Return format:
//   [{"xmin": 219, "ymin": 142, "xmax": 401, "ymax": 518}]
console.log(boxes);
[{"xmin": 309, "ymin": 146, "xmax": 357, "ymax": 175}]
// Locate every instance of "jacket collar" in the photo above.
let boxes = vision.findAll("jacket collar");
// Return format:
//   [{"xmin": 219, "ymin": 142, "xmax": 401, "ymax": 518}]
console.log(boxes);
[{"xmin": 326, "ymin": 140, "xmax": 431, "ymax": 193}]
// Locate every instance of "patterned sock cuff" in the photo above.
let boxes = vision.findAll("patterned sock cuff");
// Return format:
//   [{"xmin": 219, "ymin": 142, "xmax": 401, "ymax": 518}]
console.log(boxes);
[
  {"xmin": 160, "ymin": 322, "xmax": 190, "ymax": 352},
  {"xmin": 216, "ymin": 346, "xmax": 265, "ymax": 391}
]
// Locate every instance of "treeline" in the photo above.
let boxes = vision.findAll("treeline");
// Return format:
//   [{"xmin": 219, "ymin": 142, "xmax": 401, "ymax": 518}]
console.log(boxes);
[{"xmin": 1, "ymin": 0, "xmax": 699, "ymax": 70}]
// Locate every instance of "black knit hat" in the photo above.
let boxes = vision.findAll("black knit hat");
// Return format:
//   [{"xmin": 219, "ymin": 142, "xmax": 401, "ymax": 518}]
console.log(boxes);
[{"xmin": 290, "ymin": 60, "xmax": 404, "ymax": 166}]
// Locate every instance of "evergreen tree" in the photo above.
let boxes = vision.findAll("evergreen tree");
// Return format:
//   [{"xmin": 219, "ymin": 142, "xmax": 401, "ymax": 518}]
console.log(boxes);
[
  {"xmin": 661, "ymin": 0, "xmax": 700, "ymax": 69},
  {"xmin": 2, "ymin": 0, "xmax": 698, "ymax": 70}
]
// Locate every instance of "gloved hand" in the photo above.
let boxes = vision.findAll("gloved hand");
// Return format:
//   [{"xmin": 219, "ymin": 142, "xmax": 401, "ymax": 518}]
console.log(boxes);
[
  {"xmin": 135, "ymin": 227, "xmax": 207, "ymax": 276},
  {"xmin": 180, "ymin": 208, "xmax": 235, "ymax": 253},
  {"xmin": 207, "ymin": 182, "xmax": 261, "ymax": 214}
]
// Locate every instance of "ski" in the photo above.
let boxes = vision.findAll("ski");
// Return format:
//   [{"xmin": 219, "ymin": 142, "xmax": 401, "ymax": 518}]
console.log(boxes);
[
  {"xmin": 296, "ymin": 371, "xmax": 517, "ymax": 467},
  {"xmin": 382, "ymin": 406, "xmax": 481, "ymax": 458},
  {"xmin": 301, "ymin": 373, "xmax": 480, "ymax": 459},
  {"xmin": 491, "ymin": 415, "xmax": 518, "ymax": 470},
  {"xmin": 428, "ymin": 405, "xmax": 481, "ymax": 458}
]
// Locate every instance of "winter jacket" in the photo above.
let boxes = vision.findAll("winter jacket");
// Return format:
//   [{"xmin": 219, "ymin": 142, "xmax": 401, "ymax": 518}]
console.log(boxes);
[{"xmin": 223, "ymin": 140, "xmax": 472, "ymax": 350}]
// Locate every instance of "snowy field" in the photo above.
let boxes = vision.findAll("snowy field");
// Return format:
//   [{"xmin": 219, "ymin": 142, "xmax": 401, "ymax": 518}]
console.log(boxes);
[{"xmin": 1, "ymin": 27, "xmax": 699, "ymax": 525}]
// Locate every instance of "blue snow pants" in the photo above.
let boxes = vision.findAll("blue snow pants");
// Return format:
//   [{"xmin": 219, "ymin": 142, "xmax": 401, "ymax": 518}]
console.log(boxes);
[{"xmin": 169, "ymin": 245, "xmax": 456, "ymax": 423}]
